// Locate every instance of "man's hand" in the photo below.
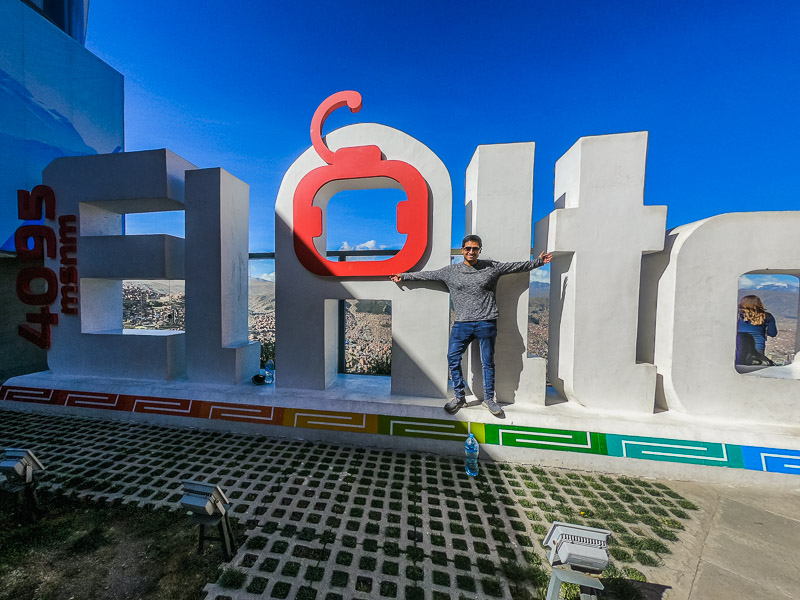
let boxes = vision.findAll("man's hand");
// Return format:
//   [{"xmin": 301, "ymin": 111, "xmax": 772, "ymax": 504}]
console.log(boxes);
[
  {"xmin": 389, "ymin": 274, "xmax": 402, "ymax": 283},
  {"xmin": 539, "ymin": 251, "xmax": 553, "ymax": 264}
]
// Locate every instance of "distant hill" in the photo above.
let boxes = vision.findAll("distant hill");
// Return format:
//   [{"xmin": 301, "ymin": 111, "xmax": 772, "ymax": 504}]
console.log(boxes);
[
  {"xmin": 529, "ymin": 281, "xmax": 549, "ymax": 299},
  {"xmin": 739, "ymin": 288, "xmax": 798, "ymax": 321},
  {"xmin": 124, "ymin": 279, "xmax": 276, "ymax": 309},
  {"xmin": 249, "ymin": 278, "xmax": 276, "ymax": 312},
  {"xmin": 128, "ymin": 278, "xmax": 796, "ymax": 323},
  {"xmin": 125, "ymin": 280, "xmax": 184, "ymax": 295},
  {"xmin": 352, "ymin": 299, "xmax": 391, "ymax": 315}
]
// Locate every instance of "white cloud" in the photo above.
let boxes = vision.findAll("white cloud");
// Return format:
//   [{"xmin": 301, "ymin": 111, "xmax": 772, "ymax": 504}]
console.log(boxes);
[
  {"xmin": 739, "ymin": 274, "xmax": 799, "ymax": 290},
  {"xmin": 739, "ymin": 275, "xmax": 758, "ymax": 289},
  {"xmin": 355, "ymin": 240, "xmax": 378, "ymax": 251},
  {"xmin": 530, "ymin": 265, "xmax": 550, "ymax": 283},
  {"xmin": 340, "ymin": 239, "xmax": 390, "ymax": 253},
  {"xmin": 336, "ymin": 239, "xmax": 396, "ymax": 261},
  {"xmin": 260, "ymin": 272, "xmax": 275, "ymax": 282}
]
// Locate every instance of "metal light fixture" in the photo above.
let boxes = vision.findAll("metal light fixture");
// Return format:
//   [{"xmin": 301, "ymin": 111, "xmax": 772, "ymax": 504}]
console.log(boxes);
[
  {"xmin": 0, "ymin": 448, "xmax": 45, "ymax": 484},
  {"xmin": 180, "ymin": 480, "xmax": 237, "ymax": 560},
  {"xmin": 544, "ymin": 521, "xmax": 612, "ymax": 571},
  {"xmin": 0, "ymin": 448, "xmax": 45, "ymax": 520},
  {"xmin": 543, "ymin": 521, "xmax": 612, "ymax": 600}
]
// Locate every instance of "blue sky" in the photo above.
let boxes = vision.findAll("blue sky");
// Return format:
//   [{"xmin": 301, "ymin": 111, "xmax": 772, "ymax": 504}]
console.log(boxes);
[{"xmin": 85, "ymin": 0, "xmax": 799, "ymax": 260}]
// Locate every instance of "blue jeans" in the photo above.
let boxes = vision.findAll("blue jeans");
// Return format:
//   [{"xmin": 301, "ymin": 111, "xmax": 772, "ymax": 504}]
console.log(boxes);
[{"xmin": 448, "ymin": 320, "xmax": 497, "ymax": 400}]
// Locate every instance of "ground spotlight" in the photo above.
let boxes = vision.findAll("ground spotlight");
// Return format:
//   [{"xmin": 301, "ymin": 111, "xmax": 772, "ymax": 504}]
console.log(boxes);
[
  {"xmin": 543, "ymin": 521, "xmax": 611, "ymax": 600},
  {"xmin": 180, "ymin": 480, "xmax": 237, "ymax": 560},
  {"xmin": 0, "ymin": 448, "xmax": 45, "ymax": 520}
]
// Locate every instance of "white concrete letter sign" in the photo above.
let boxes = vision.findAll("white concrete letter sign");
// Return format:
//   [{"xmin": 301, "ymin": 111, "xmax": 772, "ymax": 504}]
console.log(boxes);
[
  {"xmin": 185, "ymin": 168, "xmax": 260, "ymax": 384},
  {"xmin": 43, "ymin": 150, "xmax": 193, "ymax": 380},
  {"xmin": 653, "ymin": 212, "xmax": 800, "ymax": 422},
  {"xmin": 537, "ymin": 132, "xmax": 667, "ymax": 412},
  {"xmin": 464, "ymin": 143, "xmax": 546, "ymax": 405},
  {"xmin": 42, "ymin": 150, "xmax": 259, "ymax": 382},
  {"xmin": 275, "ymin": 123, "xmax": 453, "ymax": 397}
]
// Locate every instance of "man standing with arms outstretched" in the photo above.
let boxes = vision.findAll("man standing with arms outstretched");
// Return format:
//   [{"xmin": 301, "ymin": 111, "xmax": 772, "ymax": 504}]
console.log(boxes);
[{"xmin": 391, "ymin": 235, "xmax": 552, "ymax": 417}]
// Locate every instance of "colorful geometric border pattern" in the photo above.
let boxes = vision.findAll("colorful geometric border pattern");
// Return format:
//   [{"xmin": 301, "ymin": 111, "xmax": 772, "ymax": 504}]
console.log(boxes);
[
  {"xmin": 605, "ymin": 434, "xmax": 744, "ymax": 468},
  {"xmin": 485, "ymin": 425, "xmax": 606, "ymax": 455},
  {"xmin": 1, "ymin": 385, "xmax": 797, "ymax": 477}
]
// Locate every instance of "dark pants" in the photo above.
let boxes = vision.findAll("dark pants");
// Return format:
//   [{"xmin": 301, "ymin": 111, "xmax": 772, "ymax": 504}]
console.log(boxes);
[{"xmin": 448, "ymin": 320, "xmax": 497, "ymax": 400}]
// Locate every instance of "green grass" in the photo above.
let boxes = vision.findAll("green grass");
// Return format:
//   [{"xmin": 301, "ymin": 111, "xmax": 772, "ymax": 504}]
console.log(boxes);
[
  {"xmin": 481, "ymin": 577, "xmax": 504, "ymax": 597},
  {"xmin": 280, "ymin": 561, "xmax": 300, "ymax": 577},
  {"xmin": 380, "ymin": 581, "xmax": 397, "ymax": 597},
  {"xmin": 335, "ymin": 551, "xmax": 352, "ymax": 566},
  {"xmin": 456, "ymin": 574, "xmax": 476, "ymax": 592},
  {"xmin": 0, "ymin": 490, "xmax": 243, "ymax": 600},
  {"xmin": 641, "ymin": 538, "xmax": 671, "ymax": 554},
  {"xmin": 406, "ymin": 565, "xmax": 424, "ymax": 580},
  {"xmin": 609, "ymin": 546, "xmax": 633, "ymax": 562},
  {"xmin": 634, "ymin": 550, "xmax": 660, "ymax": 566},
  {"xmin": 476, "ymin": 558, "xmax": 496, "ymax": 575},
  {"xmin": 652, "ymin": 526, "xmax": 679, "ymax": 541},
  {"xmin": 259, "ymin": 557, "xmax": 279, "ymax": 572},
  {"xmin": 218, "ymin": 568, "xmax": 247, "ymax": 589},
  {"xmin": 1, "ymin": 413, "xmax": 701, "ymax": 600},
  {"xmin": 602, "ymin": 564, "xmax": 645, "ymax": 600},
  {"xmin": 246, "ymin": 535, "xmax": 269, "ymax": 550}
]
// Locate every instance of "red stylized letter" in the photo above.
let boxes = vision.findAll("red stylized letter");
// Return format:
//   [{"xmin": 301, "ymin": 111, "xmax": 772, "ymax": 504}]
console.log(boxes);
[
  {"xmin": 17, "ymin": 267, "xmax": 58, "ymax": 306},
  {"xmin": 58, "ymin": 215, "xmax": 77, "ymax": 244},
  {"xmin": 18, "ymin": 306, "xmax": 58, "ymax": 349},
  {"xmin": 293, "ymin": 91, "xmax": 429, "ymax": 277},
  {"xmin": 17, "ymin": 185, "xmax": 56, "ymax": 220},
  {"xmin": 59, "ymin": 244, "xmax": 77, "ymax": 265},
  {"xmin": 61, "ymin": 285, "xmax": 79, "ymax": 315},
  {"xmin": 15, "ymin": 225, "xmax": 57, "ymax": 259}
]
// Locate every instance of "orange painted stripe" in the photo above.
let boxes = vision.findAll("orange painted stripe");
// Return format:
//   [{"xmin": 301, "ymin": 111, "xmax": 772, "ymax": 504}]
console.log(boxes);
[
  {"xmin": 201, "ymin": 401, "xmax": 284, "ymax": 425},
  {"xmin": 284, "ymin": 408, "xmax": 378, "ymax": 433}
]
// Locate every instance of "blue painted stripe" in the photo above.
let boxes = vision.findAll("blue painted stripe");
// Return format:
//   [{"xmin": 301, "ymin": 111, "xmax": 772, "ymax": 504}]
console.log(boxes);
[{"xmin": 741, "ymin": 446, "xmax": 800, "ymax": 475}]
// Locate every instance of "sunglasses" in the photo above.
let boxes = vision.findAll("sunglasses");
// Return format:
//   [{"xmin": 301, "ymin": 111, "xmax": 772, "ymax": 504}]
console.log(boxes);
[{"xmin": 462, "ymin": 246, "xmax": 481, "ymax": 253}]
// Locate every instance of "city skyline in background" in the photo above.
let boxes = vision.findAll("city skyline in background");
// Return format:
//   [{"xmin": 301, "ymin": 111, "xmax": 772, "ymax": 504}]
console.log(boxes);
[{"xmin": 82, "ymin": 0, "xmax": 798, "ymax": 282}]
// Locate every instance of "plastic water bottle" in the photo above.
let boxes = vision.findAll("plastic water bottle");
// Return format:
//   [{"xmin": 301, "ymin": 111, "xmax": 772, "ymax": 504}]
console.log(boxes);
[
  {"xmin": 465, "ymin": 433, "xmax": 479, "ymax": 476},
  {"xmin": 264, "ymin": 359, "xmax": 275, "ymax": 384}
]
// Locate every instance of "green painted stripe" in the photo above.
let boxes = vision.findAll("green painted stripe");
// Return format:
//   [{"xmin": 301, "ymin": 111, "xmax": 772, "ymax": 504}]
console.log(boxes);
[{"xmin": 484, "ymin": 424, "xmax": 606, "ymax": 455}]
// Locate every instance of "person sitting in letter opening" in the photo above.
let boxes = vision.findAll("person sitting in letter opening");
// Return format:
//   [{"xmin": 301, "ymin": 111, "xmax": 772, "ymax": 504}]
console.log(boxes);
[
  {"xmin": 737, "ymin": 294, "xmax": 777, "ymax": 357},
  {"xmin": 390, "ymin": 235, "xmax": 552, "ymax": 417}
]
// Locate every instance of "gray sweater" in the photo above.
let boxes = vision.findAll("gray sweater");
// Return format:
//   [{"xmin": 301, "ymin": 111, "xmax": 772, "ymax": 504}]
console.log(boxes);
[{"xmin": 401, "ymin": 258, "xmax": 544, "ymax": 322}]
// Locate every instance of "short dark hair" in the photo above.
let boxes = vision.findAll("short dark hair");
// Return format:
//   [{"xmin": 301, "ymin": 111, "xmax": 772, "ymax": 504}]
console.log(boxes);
[{"xmin": 461, "ymin": 234, "xmax": 482, "ymax": 248}]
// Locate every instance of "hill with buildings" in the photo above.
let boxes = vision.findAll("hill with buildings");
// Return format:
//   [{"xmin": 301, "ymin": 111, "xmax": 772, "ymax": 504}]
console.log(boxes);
[{"xmin": 120, "ymin": 279, "xmax": 797, "ymax": 369}]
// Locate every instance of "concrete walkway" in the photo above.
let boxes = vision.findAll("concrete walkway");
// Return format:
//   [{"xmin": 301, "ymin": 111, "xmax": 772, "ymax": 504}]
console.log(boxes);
[
  {"xmin": 1, "ymin": 408, "xmax": 798, "ymax": 600},
  {"xmin": 657, "ymin": 481, "xmax": 800, "ymax": 600}
]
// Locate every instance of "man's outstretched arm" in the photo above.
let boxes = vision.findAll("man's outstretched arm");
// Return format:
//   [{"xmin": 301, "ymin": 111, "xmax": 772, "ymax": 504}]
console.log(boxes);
[
  {"xmin": 495, "ymin": 251, "xmax": 553, "ymax": 275},
  {"xmin": 389, "ymin": 265, "xmax": 451, "ymax": 283}
]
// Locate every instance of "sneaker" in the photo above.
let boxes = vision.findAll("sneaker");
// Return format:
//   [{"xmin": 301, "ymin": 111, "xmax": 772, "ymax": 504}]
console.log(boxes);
[
  {"xmin": 444, "ymin": 396, "xmax": 466, "ymax": 414},
  {"xmin": 482, "ymin": 397, "xmax": 504, "ymax": 417}
]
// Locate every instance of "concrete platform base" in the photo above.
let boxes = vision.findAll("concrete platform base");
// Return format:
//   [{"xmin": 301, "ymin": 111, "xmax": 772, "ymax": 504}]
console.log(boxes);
[{"xmin": 2, "ymin": 371, "xmax": 799, "ymax": 488}]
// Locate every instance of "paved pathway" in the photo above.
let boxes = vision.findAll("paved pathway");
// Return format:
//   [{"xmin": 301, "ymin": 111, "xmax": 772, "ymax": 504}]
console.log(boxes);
[
  {"xmin": 659, "ymin": 481, "xmax": 800, "ymax": 600},
  {"xmin": 1, "ymin": 409, "xmax": 798, "ymax": 600}
]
